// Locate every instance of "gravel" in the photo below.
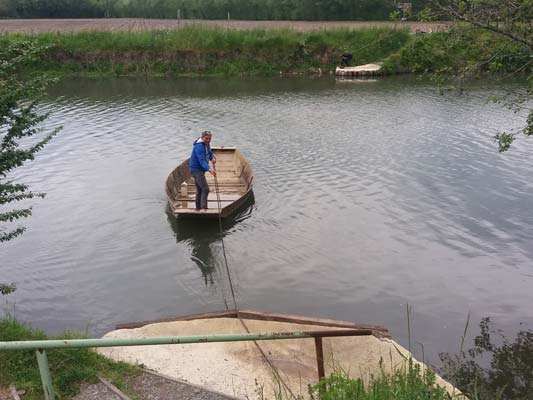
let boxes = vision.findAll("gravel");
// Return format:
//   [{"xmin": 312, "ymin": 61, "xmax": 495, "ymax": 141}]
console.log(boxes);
[
  {"xmin": 73, "ymin": 382, "xmax": 124, "ymax": 400},
  {"xmin": 126, "ymin": 371, "xmax": 234, "ymax": 400},
  {"xmin": 73, "ymin": 372, "xmax": 235, "ymax": 400}
]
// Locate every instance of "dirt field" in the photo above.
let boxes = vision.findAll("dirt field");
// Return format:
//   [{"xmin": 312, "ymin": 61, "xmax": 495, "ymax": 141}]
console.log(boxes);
[{"xmin": 0, "ymin": 18, "xmax": 449, "ymax": 34}]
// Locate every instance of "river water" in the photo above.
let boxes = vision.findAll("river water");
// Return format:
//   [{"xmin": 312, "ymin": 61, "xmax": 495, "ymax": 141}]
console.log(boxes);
[{"xmin": 2, "ymin": 76, "xmax": 532, "ymax": 364}]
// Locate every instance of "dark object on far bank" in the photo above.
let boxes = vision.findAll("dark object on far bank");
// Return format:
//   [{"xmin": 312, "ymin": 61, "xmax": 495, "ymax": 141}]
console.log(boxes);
[{"xmin": 340, "ymin": 53, "xmax": 353, "ymax": 67}]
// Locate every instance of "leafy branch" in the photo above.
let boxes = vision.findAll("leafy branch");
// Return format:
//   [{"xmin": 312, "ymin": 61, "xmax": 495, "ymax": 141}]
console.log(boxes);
[{"xmin": 1, "ymin": 40, "xmax": 61, "ymax": 242}]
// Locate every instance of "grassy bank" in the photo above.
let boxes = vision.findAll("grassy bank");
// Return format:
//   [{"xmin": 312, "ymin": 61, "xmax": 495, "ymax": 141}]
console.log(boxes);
[
  {"xmin": 2, "ymin": 25, "xmax": 527, "ymax": 78},
  {"xmin": 2, "ymin": 24, "xmax": 530, "ymax": 78},
  {"xmin": 0, "ymin": 317, "xmax": 140, "ymax": 400},
  {"xmin": 2, "ymin": 26, "xmax": 529, "ymax": 78},
  {"xmin": 3, "ymin": 27, "xmax": 410, "ymax": 76}
]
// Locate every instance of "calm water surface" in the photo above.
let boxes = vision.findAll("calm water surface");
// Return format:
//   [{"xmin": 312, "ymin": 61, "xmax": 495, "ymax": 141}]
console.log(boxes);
[{"xmin": 2, "ymin": 76, "xmax": 532, "ymax": 364}]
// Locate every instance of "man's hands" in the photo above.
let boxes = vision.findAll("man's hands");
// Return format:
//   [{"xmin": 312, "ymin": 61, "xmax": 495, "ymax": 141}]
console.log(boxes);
[{"xmin": 210, "ymin": 159, "xmax": 217, "ymax": 176}]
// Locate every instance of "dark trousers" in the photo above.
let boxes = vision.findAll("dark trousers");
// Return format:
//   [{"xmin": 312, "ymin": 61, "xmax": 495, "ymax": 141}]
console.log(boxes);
[{"xmin": 191, "ymin": 171, "xmax": 210, "ymax": 209}]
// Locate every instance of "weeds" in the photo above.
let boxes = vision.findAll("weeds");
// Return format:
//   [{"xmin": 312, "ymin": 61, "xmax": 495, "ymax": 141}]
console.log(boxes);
[{"xmin": 310, "ymin": 359, "xmax": 450, "ymax": 400}]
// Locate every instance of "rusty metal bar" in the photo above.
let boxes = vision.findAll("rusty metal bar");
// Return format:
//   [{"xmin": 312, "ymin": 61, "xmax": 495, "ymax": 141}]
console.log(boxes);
[{"xmin": 314, "ymin": 337, "xmax": 325, "ymax": 380}]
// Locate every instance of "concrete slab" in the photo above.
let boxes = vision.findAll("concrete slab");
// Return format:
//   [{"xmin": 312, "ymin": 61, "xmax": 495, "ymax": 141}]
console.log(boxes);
[
  {"xmin": 335, "ymin": 63, "xmax": 383, "ymax": 76},
  {"xmin": 99, "ymin": 317, "xmax": 461, "ymax": 399}
]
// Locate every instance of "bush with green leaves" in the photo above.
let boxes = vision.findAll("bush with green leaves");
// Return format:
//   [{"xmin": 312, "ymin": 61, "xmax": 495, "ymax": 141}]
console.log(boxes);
[{"xmin": 0, "ymin": 40, "xmax": 60, "ymax": 244}]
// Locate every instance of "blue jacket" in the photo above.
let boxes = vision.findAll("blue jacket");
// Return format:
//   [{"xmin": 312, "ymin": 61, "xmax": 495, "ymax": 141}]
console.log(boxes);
[{"xmin": 189, "ymin": 138, "xmax": 215, "ymax": 173}]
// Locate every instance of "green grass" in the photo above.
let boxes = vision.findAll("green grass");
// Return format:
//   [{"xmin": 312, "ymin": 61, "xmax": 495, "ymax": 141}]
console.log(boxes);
[
  {"xmin": 310, "ymin": 360, "xmax": 453, "ymax": 400},
  {"xmin": 1, "ymin": 25, "xmax": 528, "ymax": 78},
  {"xmin": 0, "ymin": 27, "xmax": 411, "ymax": 77},
  {"xmin": 0, "ymin": 317, "xmax": 140, "ymax": 400}
]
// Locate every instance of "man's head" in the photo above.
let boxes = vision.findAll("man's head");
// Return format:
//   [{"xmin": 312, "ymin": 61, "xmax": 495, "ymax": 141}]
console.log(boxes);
[{"xmin": 201, "ymin": 130, "xmax": 212, "ymax": 143}]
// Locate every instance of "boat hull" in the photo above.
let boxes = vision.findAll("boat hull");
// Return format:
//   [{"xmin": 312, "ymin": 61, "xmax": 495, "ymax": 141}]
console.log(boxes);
[{"xmin": 165, "ymin": 147, "xmax": 254, "ymax": 218}]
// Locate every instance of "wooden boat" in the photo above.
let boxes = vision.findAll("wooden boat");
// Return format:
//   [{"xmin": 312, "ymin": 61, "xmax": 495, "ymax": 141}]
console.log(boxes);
[{"xmin": 165, "ymin": 147, "xmax": 253, "ymax": 218}]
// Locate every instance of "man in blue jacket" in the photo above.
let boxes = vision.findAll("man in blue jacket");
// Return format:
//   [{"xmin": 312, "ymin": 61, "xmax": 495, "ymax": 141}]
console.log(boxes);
[{"xmin": 190, "ymin": 131, "xmax": 216, "ymax": 211}]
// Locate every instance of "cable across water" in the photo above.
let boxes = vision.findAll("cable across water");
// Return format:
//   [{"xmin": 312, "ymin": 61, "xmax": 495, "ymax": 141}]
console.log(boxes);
[
  {"xmin": 212, "ymin": 164, "xmax": 297, "ymax": 397},
  {"xmin": 212, "ymin": 166, "xmax": 238, "ymax": 311}
]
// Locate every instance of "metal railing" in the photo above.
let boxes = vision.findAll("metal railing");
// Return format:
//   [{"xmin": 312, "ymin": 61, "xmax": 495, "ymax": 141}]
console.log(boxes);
[{"xmin": 0, "ymin": 328, "xmax": 373, "ymax": 400}]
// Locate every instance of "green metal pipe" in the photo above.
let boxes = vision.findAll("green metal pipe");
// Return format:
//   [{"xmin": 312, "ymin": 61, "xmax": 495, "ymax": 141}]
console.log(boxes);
[
  {"xmin": 36, "ymin": 349, "xmax": 55, "ymax": 400},
  {"xmin": 0, "ymin": 330, "xmax": 353, "ymax": 351}
]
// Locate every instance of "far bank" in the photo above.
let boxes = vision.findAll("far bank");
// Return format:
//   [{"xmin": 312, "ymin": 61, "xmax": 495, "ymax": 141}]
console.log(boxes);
[{"xmin": 2, "ymin": 24, "xmax": 528, "ymax": 78}]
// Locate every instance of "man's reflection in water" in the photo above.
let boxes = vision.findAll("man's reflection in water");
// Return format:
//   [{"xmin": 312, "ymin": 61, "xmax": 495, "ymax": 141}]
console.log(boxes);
[
  {"xmin": 173, "ymin": 218, "xmax": 222, "ymax": 285},
  {"xmin": 167, "ymin": 195, "xmax": 254, "ymax": 286}
]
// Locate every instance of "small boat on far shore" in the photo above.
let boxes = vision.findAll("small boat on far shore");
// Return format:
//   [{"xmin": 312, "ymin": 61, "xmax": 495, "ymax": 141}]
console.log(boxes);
[
  {"xmin": 165, "ymin": 147, "xmax": 254, "ymax": 218},
  {"xmin": 335, "ymin": 62, "xmax": 383, "ymax": 77}
]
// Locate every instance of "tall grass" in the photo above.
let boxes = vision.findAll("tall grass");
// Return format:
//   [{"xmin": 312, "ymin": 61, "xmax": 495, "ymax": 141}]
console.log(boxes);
[
  {"xmin": 1, "ymin": 27, "xmax": 411, "ymax": 76},
  {"xmin": 309, "ymin": 359, "xmax": 455, "ymax": 400}
]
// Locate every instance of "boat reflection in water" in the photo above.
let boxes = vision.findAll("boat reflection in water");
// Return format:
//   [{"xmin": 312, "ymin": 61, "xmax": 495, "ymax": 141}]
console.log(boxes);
[{"xmin": 166, "ymin": 195, "xmax": 255, "ymax": 286}]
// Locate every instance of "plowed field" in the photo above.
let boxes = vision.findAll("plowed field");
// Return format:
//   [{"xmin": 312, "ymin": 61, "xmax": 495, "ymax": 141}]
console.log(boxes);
[{"xmin": 0, "ymin": 18, "xmax": 449, "ymax": 33}]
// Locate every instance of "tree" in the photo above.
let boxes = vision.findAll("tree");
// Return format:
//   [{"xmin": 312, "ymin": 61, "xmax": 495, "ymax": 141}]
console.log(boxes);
[
  {"xmin": 433, "ymin": 0, "xmax": 532, "ymax": 48},
  {"xmin": 431, "ymin": 0, "xmax": 532, "ymax": 151},
  {"xmin": 0, "ymin": 40, "xmax": 60, "ymax": 244}
]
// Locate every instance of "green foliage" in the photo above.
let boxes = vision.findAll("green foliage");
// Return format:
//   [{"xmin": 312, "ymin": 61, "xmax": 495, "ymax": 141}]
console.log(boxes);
[
  {"xmin": 428, "ymin": 0, "xmax": 532, "ymax": 152},
  {"xmin": 417, "ymin": 7, "xmax": 435, "ymax": 22},
  {"xmin": 0, "ymin": 317, "xmax": 140, "ymax": 400},
  {"xmin": 432, "ymin": 0, "xmax": 532, "ymax": 48},
  {"xmin": 389, "ymin": 10, "xmax": 401, "ymax": 21},
  {"xmin": 395, "ymin": 25, "xmax": 531, "ymax": 75},
  {"xmin": 396, "ymin": 32, "xmax": 452, "ymax": 73},
  {"xmin": 311, "ymin": 360, "xmax": 449, "ymax": 400},
  {"xmin": 0, "ymin": 40, "xmax": 60, "ymax": 243},
  {"xmin": 494, "ymin": 132, "xmax": 515, "ymax": 153},
  {"xmin": 440, "ymin": 318, "xmax": 533, "ymax": 400},
  {"xmin": 0, "ymin": 283, "xmax": 16, "ymax": 295}
]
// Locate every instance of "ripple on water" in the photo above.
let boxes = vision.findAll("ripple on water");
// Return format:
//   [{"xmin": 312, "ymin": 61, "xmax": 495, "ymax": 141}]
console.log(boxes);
[{"xmin": 3, "ymin": 77, "xmax": 533, "ymax": 356}]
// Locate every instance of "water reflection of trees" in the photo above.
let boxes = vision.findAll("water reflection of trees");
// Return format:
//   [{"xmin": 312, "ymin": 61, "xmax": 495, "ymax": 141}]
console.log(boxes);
[
  {"xmin": 166, "ymin": 196, "xmax": 254, "ymax": 286},
  {"xmin": 439, "ymin": 317, "xmax": 533, "ymax": 400}
]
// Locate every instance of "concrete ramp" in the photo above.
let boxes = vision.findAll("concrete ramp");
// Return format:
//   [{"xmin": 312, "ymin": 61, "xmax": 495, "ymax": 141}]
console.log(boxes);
[{"xmin": 99, "ymin": 311, "xmax": 458, "ymax": 399}]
